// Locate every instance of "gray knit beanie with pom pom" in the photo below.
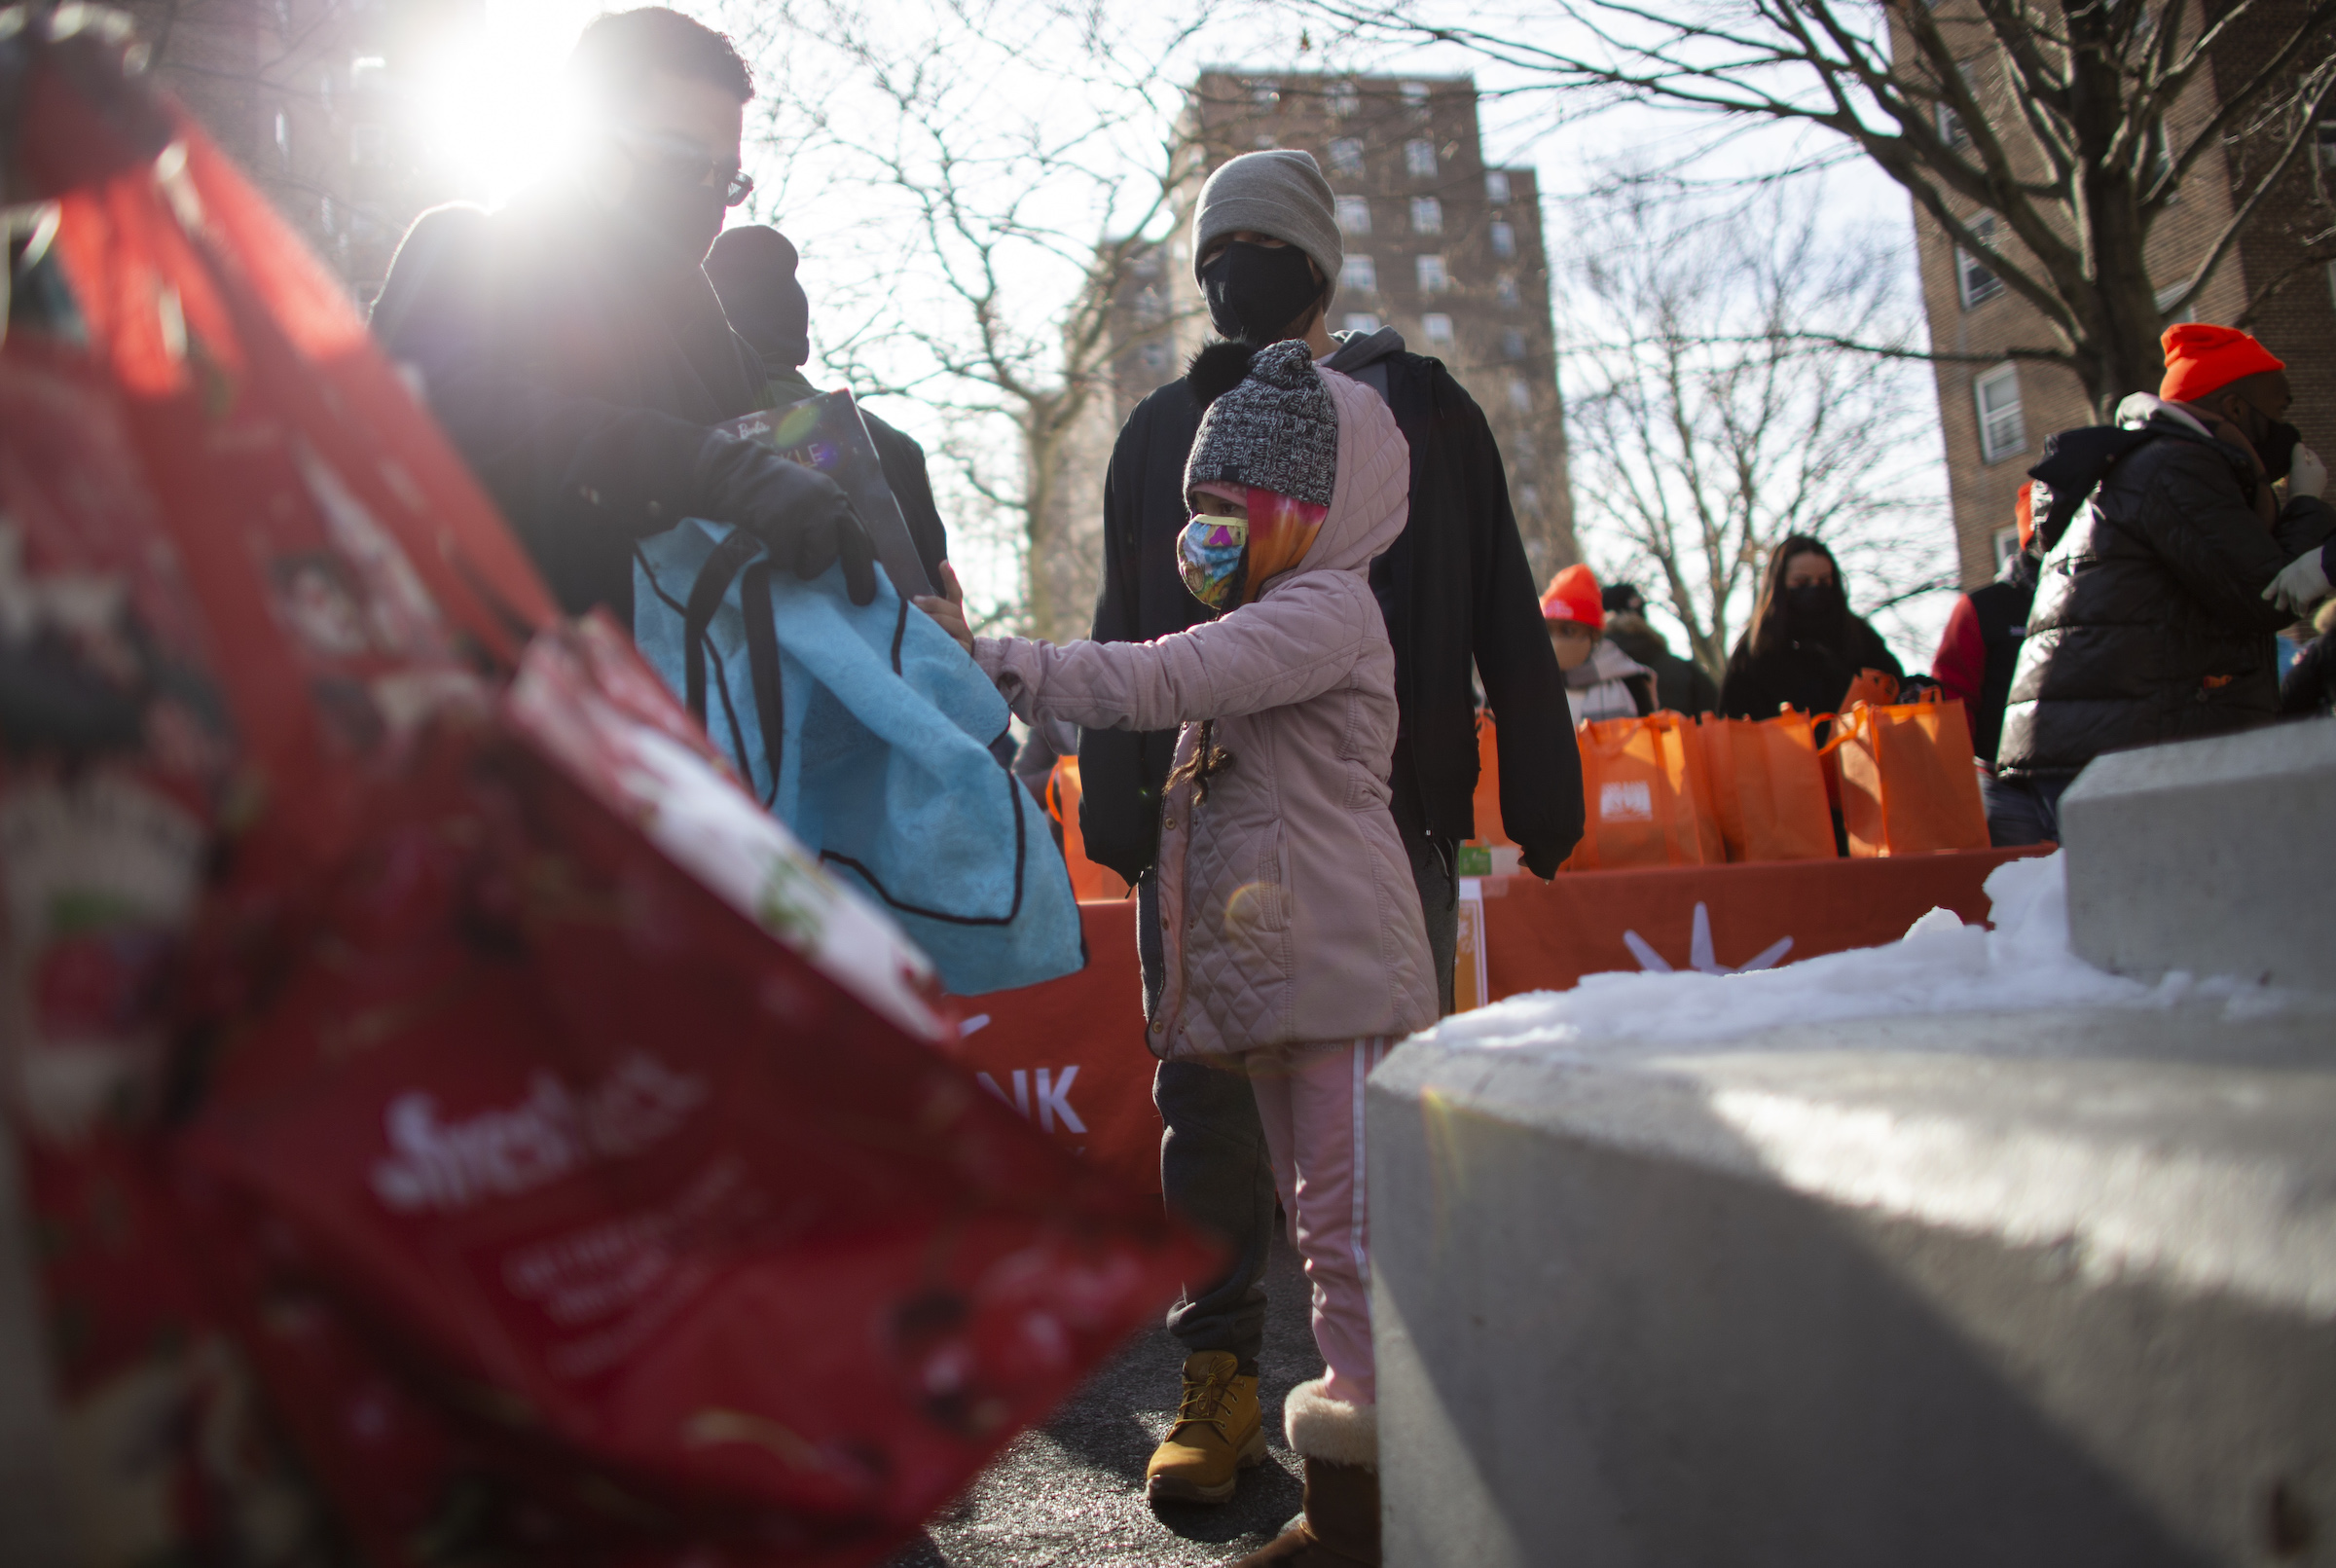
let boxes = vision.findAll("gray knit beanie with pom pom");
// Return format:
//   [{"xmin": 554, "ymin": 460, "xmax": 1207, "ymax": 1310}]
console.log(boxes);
[{"xmin": 1183, "ymin": 339, "xmax": 1339, "ymax": 509}]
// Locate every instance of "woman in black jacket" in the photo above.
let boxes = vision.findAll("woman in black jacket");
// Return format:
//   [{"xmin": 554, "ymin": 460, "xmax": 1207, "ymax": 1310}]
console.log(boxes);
[{"xmin": 1719, "ymin": 535, "xmax": 1903, "ymax": 720}]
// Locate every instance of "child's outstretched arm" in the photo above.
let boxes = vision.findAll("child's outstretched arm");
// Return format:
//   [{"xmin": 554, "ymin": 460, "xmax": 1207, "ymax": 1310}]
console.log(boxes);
[
  {"xmin": 916, "ymin": 562, "xmax": 1380, "ymax": 732},
  {"xmin": 986, "ymin": 575, "xmax": 1379, "ymax": 733}
]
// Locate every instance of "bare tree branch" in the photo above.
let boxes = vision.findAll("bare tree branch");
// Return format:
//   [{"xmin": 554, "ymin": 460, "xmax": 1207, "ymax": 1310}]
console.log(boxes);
[{"xmin": 1303, "ymin": 0, "xmax": 2336, "ymax": 415}]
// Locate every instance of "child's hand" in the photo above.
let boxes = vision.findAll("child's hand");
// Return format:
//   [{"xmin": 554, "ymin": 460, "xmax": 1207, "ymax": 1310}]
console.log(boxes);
[{"xmin": 914, "ymin": 561, "xmax": 975, "ymax": 655}]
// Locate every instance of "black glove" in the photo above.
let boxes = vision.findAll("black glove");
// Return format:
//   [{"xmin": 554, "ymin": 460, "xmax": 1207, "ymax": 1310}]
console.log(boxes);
[{"xmin": 693, "ymin": 433, "xmax": 879, "ymax": 605}]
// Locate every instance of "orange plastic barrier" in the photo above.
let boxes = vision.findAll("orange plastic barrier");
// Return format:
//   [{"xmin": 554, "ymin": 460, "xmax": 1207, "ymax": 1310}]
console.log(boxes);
[
  {"xmin": 957, "ymin": 899, "xmax": 1156, "ymax": 1193},
  {"xmin": 962, "ymin": 847, "xmax": 2050, "ymax": 1196}
]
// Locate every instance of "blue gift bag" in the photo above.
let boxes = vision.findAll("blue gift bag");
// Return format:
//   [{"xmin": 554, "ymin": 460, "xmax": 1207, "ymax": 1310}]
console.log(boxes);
[{"xmin": 635, "ymin": 518, "xmax": 1082, "ymax": 995}]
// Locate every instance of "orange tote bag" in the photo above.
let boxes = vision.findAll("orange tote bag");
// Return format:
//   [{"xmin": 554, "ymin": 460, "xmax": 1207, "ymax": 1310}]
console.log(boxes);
[
  {"xmin": 1045, "ymin": 757, "xmax": 1132, "ymax": 899},
  {"xmin": 1832, "ymin": 697, "xmax": 1991, "ymax": 857},
  {"xmin": 1562, "ymin": 715, "xmax": 1725, "ymax": 871},
  {"xmin": 1694, "ymin": 712, "xmax": 1838, "ymax": 862}
]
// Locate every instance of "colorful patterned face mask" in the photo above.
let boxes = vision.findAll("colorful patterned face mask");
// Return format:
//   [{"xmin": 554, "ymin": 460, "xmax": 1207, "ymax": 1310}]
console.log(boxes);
[{"xmin": 1178, "ymin": 514, "xmax": 1249, "ymax": 612}]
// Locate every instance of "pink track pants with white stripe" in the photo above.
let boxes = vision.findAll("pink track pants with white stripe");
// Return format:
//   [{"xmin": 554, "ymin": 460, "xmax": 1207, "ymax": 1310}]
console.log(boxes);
[{"xmin": 1248, "ymin": 1038, "xmax": 1392, "ymax": 1408}]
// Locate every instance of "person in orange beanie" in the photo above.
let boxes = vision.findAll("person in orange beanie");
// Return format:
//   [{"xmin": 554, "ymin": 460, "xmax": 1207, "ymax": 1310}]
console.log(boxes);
[
  {"xmin": 1542, "ymin": 563, "xmax": 1655, "ymax": 721},
  {"xmin": 1991, "ymin": 323, "xmax": 2332, "ymax": 846}
]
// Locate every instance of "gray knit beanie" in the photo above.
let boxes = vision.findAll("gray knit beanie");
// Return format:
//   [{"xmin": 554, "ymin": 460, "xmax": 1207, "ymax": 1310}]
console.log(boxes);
[
  {"xmin": 1190, "ymin": 151, "xmax": 1342, "ymax": 310},
  {"xmin": 1185, "ymin": 340, "xmax": 1340, "ymax": 509}
]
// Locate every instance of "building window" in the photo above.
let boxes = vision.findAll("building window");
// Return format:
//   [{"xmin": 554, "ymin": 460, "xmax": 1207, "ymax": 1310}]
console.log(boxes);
[
  {"xmin": 1249, "ymin": 78, "xmax": 1280, "ymax": 110},
  {"xmin": 1327, "ymin": 81, "xmax": 1359, "ymax": 119},
  {"xmin": 1991, "ymin": 527, "xmax": 2021, "ymax": 568},
  {"xmin": 1508, "ymin": 377, "xmax": 1534, "ymax": 412},
  {"xmin": 1342, "ymin": 312, "xmax": 1382, "ymax": 334},
  {"xmin": 1402, "ymin": 81, "xmax": 1431, "ymax": 114},
  {"xmin": 1501, "ymin": 328, "xmax": 1528, "ymax": 360},
  {"xmin": 350, "ymin": 122, "xmax": 388, "ymax": 166},
  {"xmin": 2314, "ymin": 119, "xmax": 2336, "ymax": 170},
  {"xmin": 1139, "ymin": 341, "xmax": 1169, "ymax": 374},
  {"xmin": 1957, "ymin": 214, "xmax": 2005, "ymax": 308},
  {"xmin": 1495, "ymin": 273, "xmax": 1519, "ymax": 308},
  {"xmin": 1937, "ymin": 98, "xmax": 1968, "ymax": 150},
  {"xmin": 1421, "ymin": 311, "xmax": 1454, "ymax": 346},
  {"xmin": 1405, "ymin": 139, "xmax": 1438, "ymax": 179},
  {"xmin": 1336, "ymin": 196, "xmax": 1371, "ymax": 236},
  {"xmin": 1485, "ymin": 170, "xmax": 1511, "ymax": 203},
  {"xmin": 1341, "ymin": 254, "xmax": 1378, "ymax": 293},
  {"xmin": 1329, "ymin": 137, "xmax": 1365, "ymax": 177},
  {"xmin": 1489, "ymin": 221, "xmax": 1516, "ymax": 258},
  {"xmin": 1974, "ymin": 363, "xmax": 2026, "ymax": 463},
  {"xmin": 1416, "ymin": 254, "xmax": 1449, "ymax": 294},
  {"xmin": 1133, "ymin": 285, "xmax": 1166, "ymax": 327},
  {"xmin": 1519, "ymin": 484, "xmax": 1542, "ymax": 514},
  {"xmin": 1410, "ymin": 197, "xmax": 1443, "ymax": 235}
]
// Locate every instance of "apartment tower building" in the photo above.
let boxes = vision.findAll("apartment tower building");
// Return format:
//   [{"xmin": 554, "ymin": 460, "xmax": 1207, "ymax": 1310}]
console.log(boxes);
[{"xmin": 1058, "ymin": 70, "xmax": 1580, "ymax": 626}]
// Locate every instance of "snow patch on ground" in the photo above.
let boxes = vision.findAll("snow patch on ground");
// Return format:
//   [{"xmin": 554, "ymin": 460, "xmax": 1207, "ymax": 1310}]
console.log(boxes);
[{"xmin": 1419, "ymin": 852, "xmax": 2293, "ymax": 1054}]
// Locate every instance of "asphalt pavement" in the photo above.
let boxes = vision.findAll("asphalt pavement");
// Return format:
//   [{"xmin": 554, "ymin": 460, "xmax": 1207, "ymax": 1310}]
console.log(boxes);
[{"xmin": 885, "ymin": 1235, "xmax": 1318, "ymax": 1567}]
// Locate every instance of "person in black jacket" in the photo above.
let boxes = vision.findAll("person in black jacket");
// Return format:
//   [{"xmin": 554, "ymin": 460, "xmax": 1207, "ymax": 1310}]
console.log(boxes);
[
  {"xmin": 1992, "ymin": 324, "xmax": 2334, "ymax": 845},
  {"xmin": 1718, "ymin": 535, "xmax": 1903, "ymax": 721},
  {"xmin": 1078, "ymin": 150, "xmax": 1579, "ymax": 1530},
  {"xmin": 369, "ymin": 9, "xmax": 874, "ymax": 628},
  {"xmin": 1929, "ymin": 485, "xmax": 2037, "ymax": 782},
  {"xmin": 1600, "ymin": 581, "xmax": 1719, "ymax": 715},
  {"xmin": 702, "ymin": 225, "xmax": 952, "ymax": 590}
]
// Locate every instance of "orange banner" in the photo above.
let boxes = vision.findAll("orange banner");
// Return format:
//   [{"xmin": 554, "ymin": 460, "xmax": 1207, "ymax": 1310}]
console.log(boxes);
[{"xmin": 959, "ymin": 848, "xmax": 2050, "ymax": 1197}]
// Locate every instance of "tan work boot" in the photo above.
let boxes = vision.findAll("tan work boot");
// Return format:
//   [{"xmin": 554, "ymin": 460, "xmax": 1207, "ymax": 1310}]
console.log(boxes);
[{"xmin": 1146, "ymin": 1350, "xmax": 1267, "ymax": 1503}]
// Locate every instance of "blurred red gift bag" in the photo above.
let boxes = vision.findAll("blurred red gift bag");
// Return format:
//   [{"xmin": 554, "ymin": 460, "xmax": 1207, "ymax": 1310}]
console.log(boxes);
[
  {"xmin": 2, "ymin": 20, "xmax": 1201, "ymax": 1564},
  {"xmin": 1692, "ymin": 711, "xmax": 1837, "ymax": 863},
  {"xmin": 1560, "ymin": 714, "xmax": 1723, "ymax": 871},
  {"xmin": 1830, "ymin": 696, "xmax": 1990, "ymax": 857}
]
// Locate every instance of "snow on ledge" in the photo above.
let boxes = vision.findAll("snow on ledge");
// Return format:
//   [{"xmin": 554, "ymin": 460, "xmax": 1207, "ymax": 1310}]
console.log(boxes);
[{"xmin": 1416, "ymin": 853, "xmax": 2295, "ymax": 1056}]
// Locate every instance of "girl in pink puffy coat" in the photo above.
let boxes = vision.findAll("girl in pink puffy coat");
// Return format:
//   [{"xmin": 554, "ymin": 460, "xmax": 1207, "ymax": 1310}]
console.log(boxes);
[{"xmin": 921, "ymin": 338, "xmax": 1434, "ymax": 1562}]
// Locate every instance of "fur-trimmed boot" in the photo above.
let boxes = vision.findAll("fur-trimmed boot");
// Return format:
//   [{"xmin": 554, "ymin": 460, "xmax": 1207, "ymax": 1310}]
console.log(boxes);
[{"xmin": 1227, "ymin": 1376, "xmax": 1379, "ymax": 1566}]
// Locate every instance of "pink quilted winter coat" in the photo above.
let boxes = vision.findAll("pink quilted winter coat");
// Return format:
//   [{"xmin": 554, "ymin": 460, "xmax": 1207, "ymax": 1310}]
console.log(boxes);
[{"xmin": 974, "ymin": 367, "xmax": 1437, "ymax": 1060}]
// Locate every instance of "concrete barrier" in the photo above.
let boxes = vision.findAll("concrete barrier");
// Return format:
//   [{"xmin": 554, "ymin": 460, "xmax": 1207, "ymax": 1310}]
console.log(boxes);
[
  {"xmin": 1371, "ymin": 1000, "xmax": 2336, "ymax": 1568},
  {"xmin": 2059, "ymin": 720, "xmax": 2336, "ymax": 994}
]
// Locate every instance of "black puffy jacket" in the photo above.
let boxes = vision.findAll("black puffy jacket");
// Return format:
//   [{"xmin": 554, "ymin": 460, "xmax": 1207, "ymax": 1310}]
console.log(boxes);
[{"xmin": 1997, "ymin": 398, "xmax": 2336, "ymax": 779}]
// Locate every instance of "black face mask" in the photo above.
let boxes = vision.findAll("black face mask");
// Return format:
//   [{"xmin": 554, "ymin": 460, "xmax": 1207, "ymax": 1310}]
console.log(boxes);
[
  {"xmin": 1783, "ymin": 581, "xmax": 1847, "ymax": 640},
  {"xmin": 1200, "ymin": 240, "xmax": 1324, "ymax": 346},
  {"xmin": 2257, "ymin": 419, "xmax": 2302, "ymax": 483}
]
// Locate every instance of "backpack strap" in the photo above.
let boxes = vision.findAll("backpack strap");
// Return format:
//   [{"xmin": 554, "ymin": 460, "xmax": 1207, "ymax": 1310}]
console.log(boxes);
[
  {"xmin": 682, "ymin": 528, "xmax": 766, "ymax": 725},
  {"xmin": 738, "ymin": 560, "xmax": 786, "ymax": 808}
]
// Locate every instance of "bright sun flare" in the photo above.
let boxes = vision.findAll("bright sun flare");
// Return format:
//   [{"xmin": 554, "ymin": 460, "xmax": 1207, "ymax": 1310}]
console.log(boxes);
[{"xmin": 408, "ymin": 0, "xmax": 612, "ymax": 208}]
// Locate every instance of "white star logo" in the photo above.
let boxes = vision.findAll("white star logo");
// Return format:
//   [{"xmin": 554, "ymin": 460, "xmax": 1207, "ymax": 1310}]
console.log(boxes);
[{"xmin": 1622, "ymin": 900, "xmax": 1793, "ymax": 976}]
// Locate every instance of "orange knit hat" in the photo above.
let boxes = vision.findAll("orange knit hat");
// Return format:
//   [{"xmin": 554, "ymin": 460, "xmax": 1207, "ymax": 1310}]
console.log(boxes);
[
  {"xmin": 1540, "ymin": 564, "xmax": 1604, "ymax": 631},
  {"xmin": 2159, "ymin": 323, "xmax": 2284, "ymax": 404}
]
